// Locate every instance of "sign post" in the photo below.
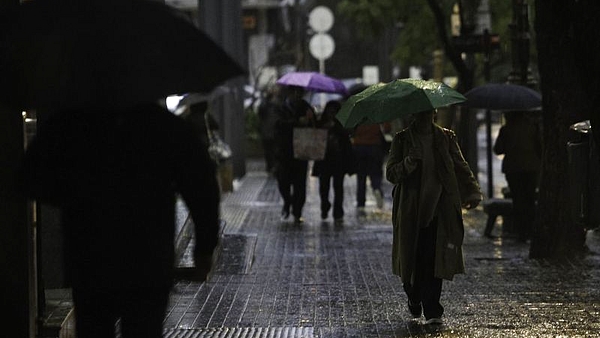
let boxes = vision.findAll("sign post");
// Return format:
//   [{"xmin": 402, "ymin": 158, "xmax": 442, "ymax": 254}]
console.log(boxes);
[
  {"xmin": 309, "ymin": 33, "xmax": 334, "ymax": 74},
  {"xmin": 308, "ymin": 6, "xmax": 335, "ymax": 74}
]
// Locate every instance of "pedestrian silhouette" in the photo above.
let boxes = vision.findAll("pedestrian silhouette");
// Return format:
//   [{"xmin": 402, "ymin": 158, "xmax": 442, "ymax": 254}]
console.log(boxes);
[
  {"xmin": 352, "ymin": 122, "xmax": 390, "ymax": 214},
  {"xmin": 493, "ymin": 111, "xmax": 542, "ymax": 242},
  {"xmin": 180, "ymin": 101, "xmax": 220, "ymax": 154},
  {"xmin": 386, "ymin": 110, "xmax": 481, "ymax": 325},
  {"xmin": 21, "ymin": 103, "xmax": 220, "ymax": 338},
  {"xmin": 257, "ymin": 87, "xmax": 281, "ymax": 174},
  {"xmin": 311, "ymin": 100, "xmax": 355, "ymax": 223},
  {"xmin": 273, "ymin": 85, "xmax": 315, "ymax": 224}
]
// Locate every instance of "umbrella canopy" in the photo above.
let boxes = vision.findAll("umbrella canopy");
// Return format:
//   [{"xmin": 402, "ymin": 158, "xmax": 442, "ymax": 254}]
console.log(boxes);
[
  {"xmin": 336, "ymin": 78, "xmax": 466, "ymax": 128},
  {"xmin": 463, "ymin": 83, "xmax": 542, "ymax": 111},
  {"xmin": 0, "ymin": 0, "xmax": 245, "ymax": 111},
  {"xmin": 276, "ymin": 71, "xmax": 348, "ymax": 95}
]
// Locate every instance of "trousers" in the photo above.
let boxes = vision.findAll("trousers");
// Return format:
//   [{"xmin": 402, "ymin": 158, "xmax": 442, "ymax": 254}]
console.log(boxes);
[
  {"xmin": 276, "ymin": 159, "xmax": 308, "ymax": 218},
  {"xmin": 403, "ymin": 221, "xmax": 444, "ymax": 319},
  {"xmin": 318, "ymin": 172, "xmax": 345, "ymax": 219}
]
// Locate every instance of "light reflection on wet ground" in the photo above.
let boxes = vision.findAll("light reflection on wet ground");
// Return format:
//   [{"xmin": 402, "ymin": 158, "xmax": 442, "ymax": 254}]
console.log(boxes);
[{"xmin": 166, "ymin": 161, "xmax": 600, "ymax": 338}]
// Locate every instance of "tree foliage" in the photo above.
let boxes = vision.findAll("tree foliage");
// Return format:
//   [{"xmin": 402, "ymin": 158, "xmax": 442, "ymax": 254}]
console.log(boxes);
[
  {"xmin": 337, "ymin": 0, "xmax": 400, "ymax": 38},
  {"xmin": 337, "ymin": 1, "xmax": 445, "ymax": 74},
  {"xmin": 337, "ymin": 0, "xmax": 515, "ymax": 84}
]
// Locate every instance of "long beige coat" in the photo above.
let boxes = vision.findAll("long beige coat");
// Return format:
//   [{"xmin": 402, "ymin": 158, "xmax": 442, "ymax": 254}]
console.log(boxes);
[{"xmin": 386, "ymin": 123, "xmax": 481, "ymax": 283}]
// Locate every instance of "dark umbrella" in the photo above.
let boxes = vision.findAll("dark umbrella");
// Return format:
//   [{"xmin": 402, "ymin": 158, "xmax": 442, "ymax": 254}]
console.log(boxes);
[
  {"xmin": 463, "ymin": 83, "xmax": 542, "ymax": 111},
  {"xmin": 347, "ymin": 83, "xmax": 369, "ymax": 97},
  {"xmin": 463, "ymin": 83, "xmax": 541, "ymax": 199},
  {"xmin": 0, "ymin": 0, "xmax": 245, "ymax": 111},
  {"xmin": 276, "ymin": 71, "xmax": 348, "ymax": 95}
]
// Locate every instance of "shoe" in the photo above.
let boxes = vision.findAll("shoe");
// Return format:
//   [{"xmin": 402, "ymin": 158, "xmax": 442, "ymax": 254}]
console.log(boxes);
[
  {"xmin": 281, "ymin": 207, "xmax": 290, "ymax": 221},
  {"xmin": 321, "ymin": 202, "xmax": 331, "ymax": 220},
  {"xmin": 357, "ymin": 206, "xmax": 366, "ymax": 217},
  {"xmin": 294, "ymin": 217, "xmax": 304, "ymax": 224},
  {"xmin": 424, "ymin": 317, "xmax": 443, "ymax": 325},
  {"xmin": 408, "ymin": 300, "xmax": 422, "ymax": 318},
  {"xmin": 374, "ymin": 190, "xmax": 384, "ymax": 209}
]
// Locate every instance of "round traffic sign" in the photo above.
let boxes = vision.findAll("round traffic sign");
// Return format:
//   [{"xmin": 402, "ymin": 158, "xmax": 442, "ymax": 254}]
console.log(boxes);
[
  {"xmin": 308, "ymin": 6, "xmax": 334, "ymax": 32},
  {"xmin": 309, "ymin": 33, "xmax": 335, "ymax": 60}
]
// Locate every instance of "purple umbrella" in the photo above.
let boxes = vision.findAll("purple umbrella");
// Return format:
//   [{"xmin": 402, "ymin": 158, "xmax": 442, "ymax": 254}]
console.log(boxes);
[{"xmin": 276, "ymin": 71, "xmax": 348, "ymax": 95}]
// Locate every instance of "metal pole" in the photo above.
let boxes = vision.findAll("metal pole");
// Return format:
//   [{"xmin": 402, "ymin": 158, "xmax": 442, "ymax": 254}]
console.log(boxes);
[
  {"xmin": 319, "ymin": 58, "xmax": 325, "ymax": 109},
  {"xmin": 508, "ymin": 0, "xmax": 535, "ymax": 87},
  {"xmin": 486, "ymin": 110, "xmax": 493, "ymax": 197},
  {"xmin": 484, "ymin": 29, "xmax": 494, "ymax": 198}
]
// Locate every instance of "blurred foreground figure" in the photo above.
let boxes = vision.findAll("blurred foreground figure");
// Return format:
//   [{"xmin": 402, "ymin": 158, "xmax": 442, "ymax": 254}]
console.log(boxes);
[
  {"xmin": 21, "ymin": 103, "xmax": 220, "ymax": 338},
  {"xmin": 386, "ymin": 110, "xmax": 481, "ymax": 325}
]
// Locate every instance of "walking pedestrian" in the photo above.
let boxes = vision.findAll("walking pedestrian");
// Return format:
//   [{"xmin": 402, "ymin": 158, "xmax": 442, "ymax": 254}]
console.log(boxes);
[
  {"xmin": 274, "ymin": 85, "xmax": 315, "ymax": 223},
  {"xmin": 180, "ymin": 101, "xmax": 233, "ymax": 192},
  {"xmin": 257, "ymin": 87, "xmax": 281, "ymax": 174},
  {"xmin": 179, "ymin": 100, "xmax": 218, "ymax": 149},
  {"xmin": 312, "ymin": 100, "xmax": 355, "ymax": 223},
  {"xmin": 386, "ymin": 110, "xmax": 481, "ymax": 324},
  {"xmin": 493, "ymin": 111, "xmax": 542, "ymax": 241},
  {"xmin": 352, "ymin": 122, "xmax": 390, "ymax": 215},
  {"xmin": 21, "ymin": 103, "xmax": 220, "ymax": 338}
]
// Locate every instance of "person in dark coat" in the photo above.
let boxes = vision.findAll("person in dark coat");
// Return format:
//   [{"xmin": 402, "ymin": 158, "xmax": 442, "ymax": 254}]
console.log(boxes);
[
  {"xmin": 182, "ymin": 101, "xmax": 220, "ymax": 152},
  {"xmin": 21, "ymin": 103, "xmax": 220, "ymax": 338},
  {"xmin": 312, "ymin": 100, "xmax": 355, "ymax": 223},
  {"xmin": 386, "ymin": 110, "xmax": 481, "ymax": 325},
  {"xmin": 257, "ymin": 87, "xmax": 280, "ymax": 174},
  {"xmin": 273, "ymin": 85, "xmax": 315, "ymax": 223},
  {"xmin": 493, "ymin": 111, "xmax": 542, "ymax": 241}
]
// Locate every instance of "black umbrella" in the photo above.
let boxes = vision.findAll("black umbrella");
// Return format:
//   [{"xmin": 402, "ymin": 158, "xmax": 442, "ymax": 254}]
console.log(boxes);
[
  {"xmin": 463, "ymin": 83, "xmax": 541, "ymax": 111},
  {"xmin": 463, "ymin": 83, "xmax": 541, "ymax": 198},
  {"xmin": 0, "ymin": 0, "xmax": 245, "ymax": 111}
]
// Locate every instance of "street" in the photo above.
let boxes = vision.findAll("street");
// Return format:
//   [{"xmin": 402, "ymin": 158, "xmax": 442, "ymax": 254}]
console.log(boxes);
[{"xmin": 165, "ymin": 158, "xmax": 600, "ymax": 338}]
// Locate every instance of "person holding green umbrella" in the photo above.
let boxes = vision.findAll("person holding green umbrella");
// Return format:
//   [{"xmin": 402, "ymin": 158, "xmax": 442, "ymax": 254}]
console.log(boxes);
[
  {"xmin": 338, "ymin": 79, "xmax": 481, "ymax": 323},
  {"xmin": 336, "ymin": 78, "xmax": 467, "ymax": 128},
  {"xmin": 386, "ymin": 109, "xmax": 482, "ymax": 325}
]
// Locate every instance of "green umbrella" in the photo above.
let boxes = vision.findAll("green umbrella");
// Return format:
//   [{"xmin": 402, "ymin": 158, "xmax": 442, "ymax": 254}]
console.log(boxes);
[{"xmin": 336, "ymin": 78, "xmax": 466, "ymax": 128}]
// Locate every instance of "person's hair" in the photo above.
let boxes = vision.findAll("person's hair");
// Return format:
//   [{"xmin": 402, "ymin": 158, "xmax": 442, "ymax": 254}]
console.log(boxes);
[
  {"xmin": 284, "ymin": 85, "xmax": 305, "ymax": 98},
  {"xmin": 322, "ymin": 100, "xmax": 341, "ymax": 120},
  {"xmin": 503, "ymin": 111, "xmax": 520, "ymax": 123}
]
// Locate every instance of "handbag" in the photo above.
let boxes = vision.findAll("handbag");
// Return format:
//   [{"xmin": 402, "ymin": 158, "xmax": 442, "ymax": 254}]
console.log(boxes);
[
  {"xmin": 208, "ymin": 132, "xmax": 232, "ymax": 163},
  {"xmin": 292, "ymin": 127, "xmax": 328, "ymax": 161},
  {"xmin": 205, "ymin": 112, "xmax": 232, "ymax": 163}
]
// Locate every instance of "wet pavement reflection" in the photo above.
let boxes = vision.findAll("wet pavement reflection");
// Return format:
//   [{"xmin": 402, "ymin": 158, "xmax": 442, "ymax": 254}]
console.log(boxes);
[{"xmin": 165, "ymin": 160, "xmax": 600, "ymax": 338}]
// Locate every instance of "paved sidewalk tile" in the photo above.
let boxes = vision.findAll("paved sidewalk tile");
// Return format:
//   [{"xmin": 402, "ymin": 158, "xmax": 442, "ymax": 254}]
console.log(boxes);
[{"xmin": 165, "ymin": 162, "xmax": 600, "ymax": 338}]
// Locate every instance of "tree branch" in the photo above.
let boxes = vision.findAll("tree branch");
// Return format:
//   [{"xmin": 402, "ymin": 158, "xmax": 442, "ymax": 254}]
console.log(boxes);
[{"xmin": 426, "ymin": 0, "xmax": 473, "ymax": 90}]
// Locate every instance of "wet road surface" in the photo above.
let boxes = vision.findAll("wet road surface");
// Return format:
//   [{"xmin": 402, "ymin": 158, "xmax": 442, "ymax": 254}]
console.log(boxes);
[{"xmin": 165, "ymin": 160, "xmax": 600, "ymax": 338}]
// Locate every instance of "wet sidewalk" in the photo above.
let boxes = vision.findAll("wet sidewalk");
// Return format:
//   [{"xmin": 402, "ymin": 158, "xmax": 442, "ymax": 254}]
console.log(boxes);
[{"xmin": 164, "ymin": 159, "xmax": 600, "ymax": 338}]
